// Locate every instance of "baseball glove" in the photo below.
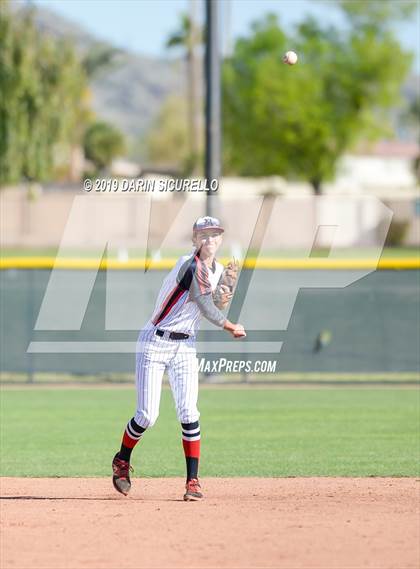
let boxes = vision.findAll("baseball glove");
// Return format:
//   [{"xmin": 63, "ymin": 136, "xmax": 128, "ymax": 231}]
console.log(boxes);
[{"xmin": 213, "ymin": 259, "xmax": 239, "ymax": 310}]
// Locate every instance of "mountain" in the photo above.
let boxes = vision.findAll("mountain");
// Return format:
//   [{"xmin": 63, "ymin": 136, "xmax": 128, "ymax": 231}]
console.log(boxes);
[
  {"xmin": 10, "ymin": 2, "xmax": 419, "ymax": 160},
  {"xmin": 11, "ymin": 2, "xmax": 186, "ymax": 156},
  {"xmin": 91, "ymin": 51, "xmax": 185, "ymax": 148}
]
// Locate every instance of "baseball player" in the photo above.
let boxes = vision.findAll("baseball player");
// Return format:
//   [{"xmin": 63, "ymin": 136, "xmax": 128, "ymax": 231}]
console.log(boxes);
[{"xmin": 112, "ymin": 216, "xmax": 246, "ymax": 501}]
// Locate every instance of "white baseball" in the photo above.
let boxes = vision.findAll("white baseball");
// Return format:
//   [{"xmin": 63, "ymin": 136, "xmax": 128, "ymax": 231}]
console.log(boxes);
[{"xmin": 283, "ymin": 50, "xmax": 298, "ymax": 65}]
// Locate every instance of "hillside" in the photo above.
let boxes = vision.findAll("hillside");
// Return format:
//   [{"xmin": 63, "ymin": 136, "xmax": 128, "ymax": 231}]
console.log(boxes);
[
  {"xmin": 11, "ymin": 2, "xmax": 186, "ymax": 155},
  {"xmin": 10, "ymin": 3, "xmax": 419, "ymax": 159}
]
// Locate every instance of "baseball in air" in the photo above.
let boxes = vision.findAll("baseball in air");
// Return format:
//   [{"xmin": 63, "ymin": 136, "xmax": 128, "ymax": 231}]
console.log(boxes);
[{"xmin": 283, "ymin": 50, "xmax": 298, "ymax": 65}]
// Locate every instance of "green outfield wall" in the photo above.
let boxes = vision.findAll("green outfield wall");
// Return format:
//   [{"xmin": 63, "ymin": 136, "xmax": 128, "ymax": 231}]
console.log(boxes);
[{"xmin": 0, "ymin": 265, "xmax": 418, "ymax": 381}]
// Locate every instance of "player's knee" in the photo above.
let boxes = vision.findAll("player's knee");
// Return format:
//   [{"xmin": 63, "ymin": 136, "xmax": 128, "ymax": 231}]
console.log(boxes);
[
  {"xmin": 134, "ymin": 409, "xmax": 159, "ymax": 429},
  {"xmin": 177, "ymin": 407, "xmax": 200, "ymax": 424}
]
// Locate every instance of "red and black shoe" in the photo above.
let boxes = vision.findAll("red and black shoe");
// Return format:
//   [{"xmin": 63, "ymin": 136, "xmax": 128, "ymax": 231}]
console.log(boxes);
[
  {"xmin": 183, "ymin": 478, "xmax": 203, "ymax": 501},
  {"xmin": 112, "ymin": 453, "xmax": 133, "ymax": 496}
]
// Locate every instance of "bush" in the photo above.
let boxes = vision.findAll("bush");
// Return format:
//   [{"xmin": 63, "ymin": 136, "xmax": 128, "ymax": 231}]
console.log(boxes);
[
  {"xmin": 83, "ymin": 121, "xmax": 125, "ymax": 173},
  {"xmin": 384, "ymin": 219, "xmax": 410, "ymax": 247}
]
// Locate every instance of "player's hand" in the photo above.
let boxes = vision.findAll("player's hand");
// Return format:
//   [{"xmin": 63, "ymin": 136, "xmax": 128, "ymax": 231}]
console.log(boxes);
[
  {"xmin": 231, "ymin": 324, "xmax": 246, "ymax": 339},
  {"xmin": 223, "ymin": 320, "xmax": 246, "ymax": 338}
]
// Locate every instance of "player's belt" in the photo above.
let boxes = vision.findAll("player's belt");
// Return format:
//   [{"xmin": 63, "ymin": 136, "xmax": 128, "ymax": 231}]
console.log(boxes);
[{"xmin": 155, "ymin": 329, "xmax": 189, "ymax": 340}]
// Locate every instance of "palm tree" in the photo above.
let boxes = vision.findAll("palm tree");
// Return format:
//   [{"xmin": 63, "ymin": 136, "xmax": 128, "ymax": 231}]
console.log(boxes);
[{"xmin": 166, "ymin": 7, "xmax": 203, "ymax": 175}]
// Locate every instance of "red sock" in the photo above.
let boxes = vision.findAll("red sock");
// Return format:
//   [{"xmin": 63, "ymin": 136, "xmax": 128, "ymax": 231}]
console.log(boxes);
[
  {"xmin": 119, "ymin": 418, "xmax": 145, "ymax": 461},
  {"xmin": 182, "ymin": 422, "xmax": 200, "ymax": 480}
]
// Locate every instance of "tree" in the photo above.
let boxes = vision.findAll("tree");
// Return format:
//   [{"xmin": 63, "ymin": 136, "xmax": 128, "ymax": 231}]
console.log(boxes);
[
  {"xmin": 405, "ymin": 95, "xmax": 420, "ymax": 183},
  {"xmin": 84, "ymin": 121, "xmax": 125, "ymax": 173},
  {"xmin": 0, "ymin": 2, "xmax": 88, "ymax": 184},
  {"xmin": 145, "ymin": 96, "xmax": 189, "ymax": 172},
  {"xmin": 82, "ymin": 43, "xmax": 122, "ymax": 79},
  {"xmin": 222, "ymin": 8, "xmax": 414, "ymax": 193},
  {"xmin": 329, "ymin": 0, "xmax": 415, "ymax": 26},
  {"xmin": 166, "ymin": 9, "xmax": 203, "ymax": 174},
  {"xmin": 66, "ymin": 43, "xmax": 122, "ymax": 180}
]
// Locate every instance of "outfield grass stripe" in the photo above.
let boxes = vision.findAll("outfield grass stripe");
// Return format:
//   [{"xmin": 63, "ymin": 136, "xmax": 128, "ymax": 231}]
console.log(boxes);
[
  {"xmin": 1, "ymin": 372, "xmax": 419, "ymax": 384},
  {"xmin": 1, "ymin": 388, "xmax": 418, "ymax": 477}
]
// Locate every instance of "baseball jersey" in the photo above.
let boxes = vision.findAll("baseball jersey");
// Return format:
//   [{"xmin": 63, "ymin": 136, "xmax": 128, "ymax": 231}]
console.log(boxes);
[{"xmin": 144, "ymin": 251, "xmax": 224, "ymax": 336}]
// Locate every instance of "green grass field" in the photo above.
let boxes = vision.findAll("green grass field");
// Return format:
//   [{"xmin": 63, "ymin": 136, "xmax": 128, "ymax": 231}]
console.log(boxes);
[{"xmin": 1, "ymin": 387, "xmax": 418, "ymax": 478}]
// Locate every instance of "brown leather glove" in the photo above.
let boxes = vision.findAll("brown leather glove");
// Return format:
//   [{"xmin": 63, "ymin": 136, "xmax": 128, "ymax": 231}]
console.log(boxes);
[{"xmin": 213, "ymin": 260, "xmax": 239, "ymax": 309}]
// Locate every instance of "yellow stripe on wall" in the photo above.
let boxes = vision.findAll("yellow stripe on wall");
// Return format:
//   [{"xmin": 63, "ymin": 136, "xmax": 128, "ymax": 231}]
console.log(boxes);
[{"xmin": 0, "ymin": 257, "xmax": 419, "ymax": 270}]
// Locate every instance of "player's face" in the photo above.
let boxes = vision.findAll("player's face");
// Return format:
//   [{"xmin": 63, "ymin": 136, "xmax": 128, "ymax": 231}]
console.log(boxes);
[{"xmin": 193, "ymin": 229, "xmax": 223, "ymax": 257}]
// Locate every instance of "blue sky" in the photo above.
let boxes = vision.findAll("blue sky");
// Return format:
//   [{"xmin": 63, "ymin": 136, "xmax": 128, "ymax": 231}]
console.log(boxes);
[{"xmin": 32, "ymin": 0, "xmax": 419, "ymax": 69}]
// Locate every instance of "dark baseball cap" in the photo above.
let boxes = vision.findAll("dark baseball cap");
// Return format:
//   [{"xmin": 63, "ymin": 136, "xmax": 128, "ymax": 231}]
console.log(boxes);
[{"xmin": 193, "ymin": 216, "xmax": 224, "ymax": 233}]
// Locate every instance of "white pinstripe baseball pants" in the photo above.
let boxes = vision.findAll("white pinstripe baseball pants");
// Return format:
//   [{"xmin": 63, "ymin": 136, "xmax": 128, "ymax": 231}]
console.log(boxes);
[{"xmin": 134, "ymin": 328, "xmax": 200, "ymax": 429}]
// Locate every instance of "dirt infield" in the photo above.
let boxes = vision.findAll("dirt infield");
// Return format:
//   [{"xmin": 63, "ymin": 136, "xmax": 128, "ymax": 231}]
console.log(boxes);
[{"xmin": 1, "ymin": 478, "xmax": 419, "ymax": 569}]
